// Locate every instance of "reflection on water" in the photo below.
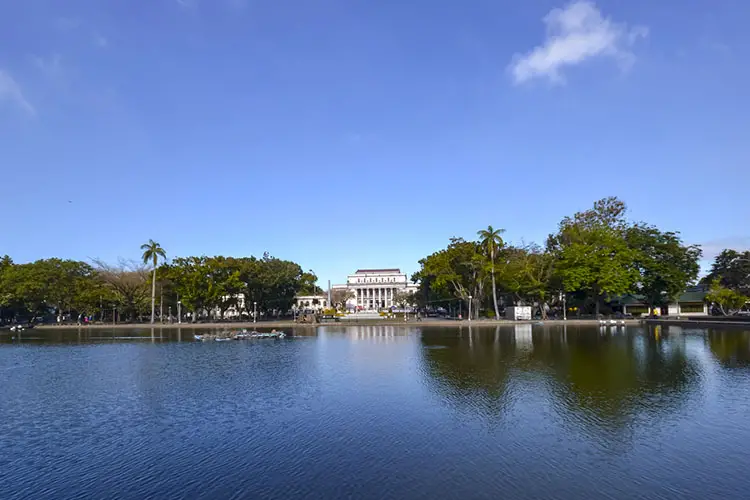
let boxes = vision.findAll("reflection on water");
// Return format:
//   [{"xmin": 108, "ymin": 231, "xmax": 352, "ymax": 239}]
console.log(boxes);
[{"xmin": 3, "ymin": 324, "xmax": 750, "ymax": 499}]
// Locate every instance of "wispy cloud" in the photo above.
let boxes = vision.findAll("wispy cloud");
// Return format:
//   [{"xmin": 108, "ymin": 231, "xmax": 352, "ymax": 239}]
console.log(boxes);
[
  {"xmin": 699, "ymin": 237, "xmax": 750, "ymax": 262},
  {"xmin": 226, "ymin": 0, "xmax": 248, "ymax": 10},
  {"xmin": 0, "ymin": 70, "xmax": 35, "ymax": 115},
  {"xmin": 30, "ymin": 54, "xmax": 64, "ymax": 81},
  {"xmin": 174, "ymin": 0, "xmax": 249, "ymax": 13},
  {"xmin": 55, "ymin": 17, "xmax": 82, "ymax": 31},
  {"xmin": 175, "ymin": 0, "xmax": 199, "ymax": 9},
  {"xmin": 94, "ymin": 33, "xmax": 108, "ymax": 48},
  {"xmin": 509, "ymin": 0, "xmax": 648, "ymax": 85}
]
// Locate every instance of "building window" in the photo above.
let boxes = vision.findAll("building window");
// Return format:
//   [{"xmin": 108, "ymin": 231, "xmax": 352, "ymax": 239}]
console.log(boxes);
[
  {"xmin": 680, "ymin": 303, "xmax": 705, "ymax": 313},
  {"xmin": 627, "ymin": 306, "xmax": 649, "ymax": 316}
]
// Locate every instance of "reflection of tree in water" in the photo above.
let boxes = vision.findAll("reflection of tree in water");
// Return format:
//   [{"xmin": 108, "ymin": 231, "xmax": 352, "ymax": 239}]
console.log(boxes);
[
  {"xmin": 706, "ymin": 329, "xmax": 750, "ymax": 368},
  {"xmin": 420, "ymin": 325, "xmax": 702, "ymax": 436},
  {"xmin": 419, "ymin": 327, "xmax": 517, "ymax": 419},
  {"xmin": 531, "ymin": 325, "xmax": 702, "ymax": 436}
]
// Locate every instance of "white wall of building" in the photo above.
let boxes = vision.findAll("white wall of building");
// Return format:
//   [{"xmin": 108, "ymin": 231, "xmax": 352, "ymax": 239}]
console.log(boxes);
[{"xmin": 332, "ymin": 268, "xmax": 419, "ymax": 310}]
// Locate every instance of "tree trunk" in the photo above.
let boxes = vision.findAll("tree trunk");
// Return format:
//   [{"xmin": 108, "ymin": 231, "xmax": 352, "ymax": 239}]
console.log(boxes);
[
  {"xmin": 491, "ymin": 264, "xmax": 500, "ymax": 320},
  {"xmin": 150, "ymin": 268, "xmax": 157, "ymax": 324}
]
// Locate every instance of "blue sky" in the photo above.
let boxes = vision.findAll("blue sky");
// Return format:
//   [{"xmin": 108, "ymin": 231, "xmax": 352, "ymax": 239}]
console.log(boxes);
[{"xmin": 1, "ymin": 0, "xmax": 748, "ymax": 285}]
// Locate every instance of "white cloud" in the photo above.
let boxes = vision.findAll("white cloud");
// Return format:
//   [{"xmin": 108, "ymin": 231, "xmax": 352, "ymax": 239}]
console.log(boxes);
[
  {"xmin": 509, "ymin": 1, "xmax": 647, "ymax": 85},
  {"xmin": 0, "ymin": 70, "xmax": 35, "ymax": 115}
]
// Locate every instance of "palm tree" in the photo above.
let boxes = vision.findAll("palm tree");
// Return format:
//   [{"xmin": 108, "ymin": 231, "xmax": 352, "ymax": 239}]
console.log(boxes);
[
  {"xmin": 141, "ymin": 239, "xmax": 167, "ymax": 324},
  {"xmin": 478, "ymin": 225, "xmax": 505, "ymax": 320}
]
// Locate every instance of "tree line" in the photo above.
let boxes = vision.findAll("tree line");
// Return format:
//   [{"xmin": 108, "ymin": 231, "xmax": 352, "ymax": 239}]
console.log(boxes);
[
  {"xmin": 0, "ymin": 244, "xmax": 320, "ymax": 324},
  {"xmin": 413, "ymin": 197, "xmax": 748, "ymax": 319},
  {"xmin": 2, "ymin": 197, "xmax": 748, "ymax": 324}
]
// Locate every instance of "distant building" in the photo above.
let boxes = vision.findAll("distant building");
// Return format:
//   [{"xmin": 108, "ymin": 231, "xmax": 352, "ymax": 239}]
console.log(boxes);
[
  {"xmin": 614, "ymin": 285, "xmax": 709, "ymax": 317},
  {"xmin": 295, "ymin": 295, "xmax": 328, "ymax": 311},
  {"xmin": 332, "ymin": 268, "xmax": 419, "ymax": 310}
]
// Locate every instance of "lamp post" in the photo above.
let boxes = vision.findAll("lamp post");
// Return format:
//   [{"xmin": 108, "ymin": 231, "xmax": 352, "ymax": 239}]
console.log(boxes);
[
  {"xmin": 253, "ymin": 301, "xmax": 257, "ymax": 324},
  {"xmin": 468, "ymin": 295, "xmax": 473, "ymax": 322},
  {"xmin": 177, "ymin": 300, "xmax": 182, "ymax": 324},
  {"xmin": 168, "ymin": 305, "xmax": 172, "ymax": 324},
  {"xmin": 112, "ymin": 305, "xmax": 116, "ymax": 326},
  {"xmin": 560, "ymin": 291, "xmax": 567, "ymax": 321}
]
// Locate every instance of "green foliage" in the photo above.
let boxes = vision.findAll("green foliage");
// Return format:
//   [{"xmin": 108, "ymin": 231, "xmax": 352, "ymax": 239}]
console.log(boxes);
[
  {"xmin": 702, "ymin": 249, "xmax": 750, "ymax": 295},
  {"xmin": 549, "ymin": 198, "xmax": 640, "ymax": 314},
  {"xmin": 0, "ymin": 258, "xmax": 98, "ymax": 320},
  {"xmin": 706, "ymin": 279, "xmax": 749, "ymax": 316},
  {"xmin": 477, "ymin": 225, "xmax": 505, "ymax": 320},
  {"xmin": 140, "ymin": 239, "xmax": 167, "ymax": 268},
  {"xmin": 162, "ymin": 253, "xmax": 309, "ymax": 320},
  {"xmin": 414, "ymin": 238, "xmax": 486, "ymax": 302},
  {"xmin": 626, "ymin": 224, "xmax": 701, "ymax": 306}
]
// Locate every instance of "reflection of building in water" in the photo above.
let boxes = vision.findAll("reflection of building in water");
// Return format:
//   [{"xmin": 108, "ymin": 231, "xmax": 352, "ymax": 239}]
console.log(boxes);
[
  {"xmin": 347, "ymin": 325, "xmax": 419, "ymax": 342},
  {"xmin": 514, "ymin": 324, "xmax": 533, "ymax": 350}
]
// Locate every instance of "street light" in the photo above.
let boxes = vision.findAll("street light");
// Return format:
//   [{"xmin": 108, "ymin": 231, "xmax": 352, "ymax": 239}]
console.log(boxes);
[
  {"xmin": 560, "ymin": 291, "xmax": 567, "ymax": 321},
  {"xmin": 177, "ymin": 300, "xmax": 182, "ymax": 324},
  {"xmin": 253, "ymin": 301, "xmax": 257, "ymax": 324},
  {"xmin": 468, "ymin": 295, "xmax": 473, "ymax": 322}
]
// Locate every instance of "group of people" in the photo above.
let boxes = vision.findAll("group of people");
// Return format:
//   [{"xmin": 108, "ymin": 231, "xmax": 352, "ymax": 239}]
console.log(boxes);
[{"xmin": 76, "ymin": 314, "xmax": 92, "ymax": 325}]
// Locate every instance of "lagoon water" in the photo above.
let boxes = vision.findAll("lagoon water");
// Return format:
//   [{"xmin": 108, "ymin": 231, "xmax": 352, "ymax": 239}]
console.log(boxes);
[{"xmin": 2, "ymin": 324, "xmax": 750, "ymax": 499}]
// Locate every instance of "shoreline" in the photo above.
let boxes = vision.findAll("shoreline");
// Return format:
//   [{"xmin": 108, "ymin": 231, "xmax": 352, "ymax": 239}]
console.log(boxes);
[
  {"xmin": 24, "ymin": 318, "xmax": 645, "ymax": 330},
  {"xmin": 7, "ymin": 317, "xmax": 750, "ymax": 332}
]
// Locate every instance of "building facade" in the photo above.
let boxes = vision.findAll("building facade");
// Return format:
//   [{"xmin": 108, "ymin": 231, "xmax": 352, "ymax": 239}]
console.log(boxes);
[
  {"xmin": 332, "ymin": 268, "xmax": 419, "ymax": 310},
  {"xmin": 617, "ymin": 285, "xmax": 710, "ymax": 317},
  {"xmin": 295, "ymin": 295, "xmax": 329, "ymax": 311}
]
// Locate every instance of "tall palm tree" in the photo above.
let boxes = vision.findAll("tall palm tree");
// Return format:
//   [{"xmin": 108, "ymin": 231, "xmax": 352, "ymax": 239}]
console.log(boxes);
[
  {"xmin": 478, "ymin": 225, "xmax": 505, "ymax": 320},
  {"xmin": 141, "ymin": 239, "xmax": 167, "ymax": 324}
]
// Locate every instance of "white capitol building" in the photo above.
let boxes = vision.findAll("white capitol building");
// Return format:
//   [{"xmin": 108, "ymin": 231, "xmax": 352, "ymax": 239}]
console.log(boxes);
[{"xmin": 332, "ymin": 268, "xmax": 419, "ymax": 310}]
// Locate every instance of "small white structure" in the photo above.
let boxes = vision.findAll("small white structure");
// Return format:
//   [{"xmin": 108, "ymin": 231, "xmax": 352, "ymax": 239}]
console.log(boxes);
[
  {"xmin": 506, "ymin": 306, "xmax": 532, "ymax": 321},
  {"xmin": 295, "ymin": 295, "xmax": 328, "ymax": 311}
]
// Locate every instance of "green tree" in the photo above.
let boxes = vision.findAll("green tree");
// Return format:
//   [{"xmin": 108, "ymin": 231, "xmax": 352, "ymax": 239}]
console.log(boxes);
[
  {"xmin": 477, "ymin": 225, "xmax": 505, "ymax": 320},
  {"xmin": 549, "ymin": 197, "xmax": 639, "ymax": 316},
  {"xmin": 627, "ymin": 224, "xmax": 702, "ymax": 310},
  {"xmin": 0, "ymin": 258, "xmax": 97, "ymax": 321},
  {"xmin": 141, "ymin": 239, "xmax": 167, "ymax": 324},
  {"xmin": 706, "ymin": 279, "xmax": 748, "ymax": 316},
  {"xmin": 702, "ymin": 249, "xmax": 750, "ymax": 295},
  {"xmin": 413, "ymin": 238, "xmax": 487, "ymax": 319}
]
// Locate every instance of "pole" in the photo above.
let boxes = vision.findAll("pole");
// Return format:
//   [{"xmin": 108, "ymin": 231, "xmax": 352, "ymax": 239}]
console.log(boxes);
[
  {"xmin": 563, "ymin": 292, "xmax": 567, "ymax": 321},
  {"xmin": 177, "ymin": 301, "xmax": 182, "ymax": 324},
  {"xmin": 112, "ymin": 305, "xmax": 116, "ymax": 326},
  {"xmin": 468, "ymin": 295, "xmax": 473, "ymax": 322},
  {"xmin": 253, "ymin": 302, "xmax": 257, "ymax": 324},
  {"xmin": 159, "ymin": 285, "xmax": 163, "ymax": 324},
  {"xmin": 99, "ymin": 295, "xmax": 103, "ymax": 323},
  {"xmin": 168, "ymin": 306, "xmax": 172, "ymax": 324}
]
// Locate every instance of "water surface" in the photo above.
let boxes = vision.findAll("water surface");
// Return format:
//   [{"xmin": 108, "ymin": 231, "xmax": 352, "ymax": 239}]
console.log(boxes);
[{"xmin": 2, "ymin": 324, "xmax": 750, "ymax": 499}]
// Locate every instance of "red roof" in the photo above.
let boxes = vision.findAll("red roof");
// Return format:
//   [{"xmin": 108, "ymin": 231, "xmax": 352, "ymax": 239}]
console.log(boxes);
[{"xmin": 355, "ymin": 268, "xmax": 401, "ymax": 274}]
